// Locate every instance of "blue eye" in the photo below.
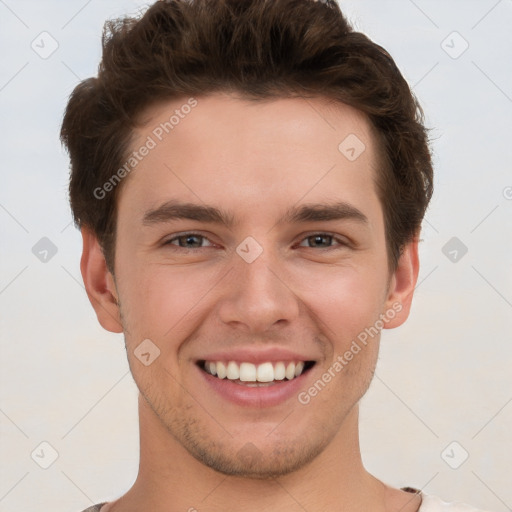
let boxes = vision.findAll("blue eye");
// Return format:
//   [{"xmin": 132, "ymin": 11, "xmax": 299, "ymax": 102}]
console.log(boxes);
[
  {"xmin": 163, "ymin": 232, "xmax": 347, "ymax": 251},
  {"xmin": 298, "ymin": 233, "xmax": 346, "ymax": 249},
  {"xmin": 165, "ymin": 233, "xmax": 212, "ymax": 249}
]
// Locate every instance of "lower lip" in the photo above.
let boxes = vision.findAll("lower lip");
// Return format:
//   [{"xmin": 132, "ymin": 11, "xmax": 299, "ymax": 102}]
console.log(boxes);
[{"xmin": 197, "ymin": 364, "xmax": 313, "ymax": 408}]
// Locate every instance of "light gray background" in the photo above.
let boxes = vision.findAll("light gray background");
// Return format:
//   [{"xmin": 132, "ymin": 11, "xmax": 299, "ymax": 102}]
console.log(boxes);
[{"xmin": 0, "ymin": 1, "xmax": 511, "ymax": 511}]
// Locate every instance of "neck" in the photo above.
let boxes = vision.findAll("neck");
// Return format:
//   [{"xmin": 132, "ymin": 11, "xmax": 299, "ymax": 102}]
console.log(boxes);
[{"xmin": 112, "ymin": 395, "xmax": 387, "ymax": 512}]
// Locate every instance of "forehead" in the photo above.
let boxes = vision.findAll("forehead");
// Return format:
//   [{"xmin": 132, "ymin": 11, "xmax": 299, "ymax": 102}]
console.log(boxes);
[{"xmin": 119, "ymin": 93, "xmax": 382, "ymax": 225}]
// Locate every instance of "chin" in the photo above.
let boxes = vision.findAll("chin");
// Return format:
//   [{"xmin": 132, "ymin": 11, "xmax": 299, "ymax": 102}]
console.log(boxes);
[{"xmin": 186, "ymin": 436, "xmax": 327, "ymax": 479}]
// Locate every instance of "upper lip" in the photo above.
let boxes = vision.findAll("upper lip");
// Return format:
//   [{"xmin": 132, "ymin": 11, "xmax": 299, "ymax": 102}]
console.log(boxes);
[{"xmin": 196, "ymin": 347, "xmax": 317, "ymax": 364}]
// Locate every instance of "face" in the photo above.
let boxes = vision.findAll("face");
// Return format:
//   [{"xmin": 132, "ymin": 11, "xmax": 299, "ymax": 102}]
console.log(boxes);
[{"xmin": 84, "ymin": 93, "xmax": 417, "ymax": 479}]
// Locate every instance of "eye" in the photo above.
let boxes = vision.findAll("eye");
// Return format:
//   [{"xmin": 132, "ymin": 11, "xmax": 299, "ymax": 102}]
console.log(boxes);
[
  {"xmin": 164, "ymin": 232, "xmax": 215, "ymax": 249},
  {"xmin": 298, "ymin": 233, "xmax": 347, "ymax": 249}
]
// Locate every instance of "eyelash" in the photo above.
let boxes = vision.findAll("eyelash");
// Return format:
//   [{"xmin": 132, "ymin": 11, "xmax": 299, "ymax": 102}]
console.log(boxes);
[{"xmin": 163, "ymin": 232, "xmax": 349, "ymax": 251}]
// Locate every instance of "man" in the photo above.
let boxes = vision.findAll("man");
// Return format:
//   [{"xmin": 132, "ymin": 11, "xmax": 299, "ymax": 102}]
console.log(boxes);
[{"xmin": 61, "ymin": 0, "xmax": 490, "ymax": 510}]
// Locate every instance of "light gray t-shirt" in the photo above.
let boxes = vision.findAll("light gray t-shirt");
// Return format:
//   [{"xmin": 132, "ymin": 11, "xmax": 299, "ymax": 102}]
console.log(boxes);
[{"xmin": 78, "ymin": 489, "xmax": 494, "ymax": 511}]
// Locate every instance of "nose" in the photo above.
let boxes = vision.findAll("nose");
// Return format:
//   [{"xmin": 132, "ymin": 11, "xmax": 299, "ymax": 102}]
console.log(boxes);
[{"xmin": 216, "ymin": 247, "xmax": 300, "ymax": 334}]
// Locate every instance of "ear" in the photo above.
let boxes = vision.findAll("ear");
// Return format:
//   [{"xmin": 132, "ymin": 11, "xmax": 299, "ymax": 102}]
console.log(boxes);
[
  {"xmin": 80, "ymin": 226, "xmax": 123, "ymax": 333},
  {"xmin": 382, "ymin": 236, "xmax": 420, "ymax": 329}
]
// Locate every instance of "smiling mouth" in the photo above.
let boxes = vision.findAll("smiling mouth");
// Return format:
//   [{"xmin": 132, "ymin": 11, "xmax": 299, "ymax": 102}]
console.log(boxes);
[{"xmin": 197, "ymin": 360, "xmax": 316, "ymax": 386}]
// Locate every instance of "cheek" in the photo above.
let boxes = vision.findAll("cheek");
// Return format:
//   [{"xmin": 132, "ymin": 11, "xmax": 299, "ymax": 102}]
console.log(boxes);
[
  {"xmin": 116, "ymin": 245, "xmax": 389, "ymax": 355},
  {"xmin": 293, "ymin": 263, "xmax": 388, "ymax": 343},
  {"xmin": 116, "ymin": 261, "xmax": 225, "ymax": 344}
]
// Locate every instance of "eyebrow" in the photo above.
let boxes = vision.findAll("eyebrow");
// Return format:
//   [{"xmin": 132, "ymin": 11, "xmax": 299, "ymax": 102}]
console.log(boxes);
[{"xmin": 142, "ymin": 200, "xmax": 368, "ymax": 228}]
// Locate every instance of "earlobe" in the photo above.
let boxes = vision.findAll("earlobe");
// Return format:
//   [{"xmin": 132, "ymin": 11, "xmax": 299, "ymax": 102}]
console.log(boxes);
[
  {"xmin": 80, "ymin": 227, "xmax": 123, "ymax": 333},
  {"xmin": 382, "ymin": 237, "xmax": 420, "ymax": 329}
]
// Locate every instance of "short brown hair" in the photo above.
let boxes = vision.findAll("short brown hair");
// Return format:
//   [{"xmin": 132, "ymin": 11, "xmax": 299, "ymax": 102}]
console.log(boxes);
[{"xmin": 61, "ymin": 0, "xmax": 433, "ymax": 272}]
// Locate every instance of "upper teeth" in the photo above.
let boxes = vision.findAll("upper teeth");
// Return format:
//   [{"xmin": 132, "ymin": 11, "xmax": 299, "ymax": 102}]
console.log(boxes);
[{"xmin": 204, "ymin": 361, "xmax": 306, "ymax": 382}]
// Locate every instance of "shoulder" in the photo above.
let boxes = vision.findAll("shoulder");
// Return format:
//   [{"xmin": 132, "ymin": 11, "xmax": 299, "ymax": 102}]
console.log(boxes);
[
  {"xmin": 419, "ymin": 493, "xmax": 494, "ymax": 512},
  {"xmin": 78, "ymin": 504, "xmax": 107, "ymax": 512}
]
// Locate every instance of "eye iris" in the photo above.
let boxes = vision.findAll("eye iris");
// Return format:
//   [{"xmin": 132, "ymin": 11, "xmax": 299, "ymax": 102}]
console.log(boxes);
[
  {"xmin": 310, "ymin": 235, "xmax": 331, "ymax": 247},
  {"xmin": 180, "ymin": 235, "xmax": 202, "ymax": 248}
]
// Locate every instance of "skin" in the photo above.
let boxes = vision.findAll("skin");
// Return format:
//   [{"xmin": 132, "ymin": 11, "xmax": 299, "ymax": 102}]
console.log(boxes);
[{"xmin": 81, "ymin": 93, "xmax": 422, "ymax": 512}]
